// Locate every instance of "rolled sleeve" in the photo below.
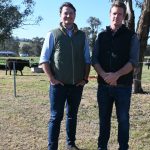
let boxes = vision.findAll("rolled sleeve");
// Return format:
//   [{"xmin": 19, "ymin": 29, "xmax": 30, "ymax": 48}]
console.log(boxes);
[
  {"xmin": 129, "ymin": 34, "xmax": 140, "ymax": 67},
  {"xmin": 39, "ymin": 32, "xmax": 54, "ymax": 64},
  {"xmin": 84, "ymin": 37, "xmax": 91, "ymax": 64}
]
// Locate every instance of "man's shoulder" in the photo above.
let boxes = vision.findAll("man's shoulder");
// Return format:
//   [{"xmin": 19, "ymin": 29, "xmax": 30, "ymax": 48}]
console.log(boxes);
[
  {"xmin": 49, "ymin": 28, "xmax": 63, "ymax": 39},
  {"xmin": 100, "ymin": 29, "xmax": 107, "ymax": 34},
  {"xmin": 121, "ymin": 25, "xmax": 135, "ymax": 35},
  {"xmin": 77, "ymin": 29, "xmax": 85, "ymax": 35},
  {"xmin": 50, "ymin": 28, "xmax": 60, "ymax": 33},
  {"xmin": 76, "ymin": 30, "xmax": 86, "ymax": 39},
  {"xmin": 97, "ymin": 28, "xmax": 108, "ymax": 38},
  {"xmin": 78, "ymin": 29, "xmax": 84, "ymax": 33}
]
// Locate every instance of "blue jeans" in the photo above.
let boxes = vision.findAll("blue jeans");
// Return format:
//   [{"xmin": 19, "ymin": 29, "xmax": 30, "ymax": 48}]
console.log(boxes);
[
  {"xmin": 97, "ymin": 84, "xmax": 132, "ymax": 150},
  {"xmin": 48, "ymin": 84, "xmax": 83, "ymax": 150}
]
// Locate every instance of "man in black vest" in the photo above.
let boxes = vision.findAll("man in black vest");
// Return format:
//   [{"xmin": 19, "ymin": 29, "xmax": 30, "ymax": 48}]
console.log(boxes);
[
  {"xmin": 39, "ymin": 2, "xmax": 90, "ymax": 150},
  {"xmin": 92, "ymin": 1, "xmax": 139, "ymax": 150}
]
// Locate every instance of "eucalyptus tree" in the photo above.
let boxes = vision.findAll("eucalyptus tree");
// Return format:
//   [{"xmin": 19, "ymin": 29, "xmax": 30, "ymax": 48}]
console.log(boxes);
[
  {"xmin": 81, "ymin": 17, "xmax": 101, "ymax": 51},
  {"xmin": 0, "ymin": 0, "xmax": 42, "ymax": 44},
  {"xmin": 30, "ymin": 37, "xmax": 44, "ymax": 56},
  {"xmin": 0, "ymin": 37, "xmax": 19, "ymax": 52},
  {"xmin": 135, "ymin": 0, "xmax": 150, "ymax": 93}
]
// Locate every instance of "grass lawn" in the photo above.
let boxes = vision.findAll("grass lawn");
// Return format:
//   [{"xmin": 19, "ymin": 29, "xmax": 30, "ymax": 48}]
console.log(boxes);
[{"xmin": 0, "ymin": 64, "xmax": 150, "ymax": 150}]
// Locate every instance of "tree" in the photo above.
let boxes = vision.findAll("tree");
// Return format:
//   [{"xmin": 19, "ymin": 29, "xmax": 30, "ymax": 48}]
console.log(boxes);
[
  {"xmin": 134, "ymin": 0, "xmax": 150, "ymax": 93},
  {"xmin": 0, "ymin": 37, "xmax": 20, "ymax": 53},
  {"xmin": 19, "ymin": 37, "xmax": 44, "ymax": 56},
  {"xmin": 0, "ymin": 0, "xmax": 42, "ymax": 43},
  {"xmin": 30, "ymin": 37, "xmax": 44, "ymax": 56},
  {"xmin": 21, "ymin": 44, "xmax": 31, "ymax": 55},
  {"xmin": 87, "ymin": 17, "xmax": 101, "ymax": 51},
  {"xmin": 145, "ymin": 44, "xmax": 150, "ymax": 56},
  {"xmin": 80, "ymin": 27, "xmax": 92, "ymax": 49},
  {"xmin": 81, "ymin": 17, "xmax": 101, "ymax": 51},
  {"xmin": 124, "ymin": 0, "xmax": 135, "ymax": 31}
]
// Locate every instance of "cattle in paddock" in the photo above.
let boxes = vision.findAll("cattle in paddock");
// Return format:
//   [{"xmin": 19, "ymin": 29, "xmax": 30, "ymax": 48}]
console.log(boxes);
[
  {"xmin": 0, "ymin": 64, "xmax": 6, "ymax": 70},
  {"xmin": 6, "ymin": 59, "xmax": 30, "ymax": 75},
  {"xmin": 145, "ymin": 58, "xmax": 150, "ymax": 69}
]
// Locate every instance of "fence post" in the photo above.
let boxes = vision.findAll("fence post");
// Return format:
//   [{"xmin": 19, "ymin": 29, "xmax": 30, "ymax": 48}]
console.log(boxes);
[{"xmin": 13, "ymin": 61, "xmax": 17, "ymax": 97}]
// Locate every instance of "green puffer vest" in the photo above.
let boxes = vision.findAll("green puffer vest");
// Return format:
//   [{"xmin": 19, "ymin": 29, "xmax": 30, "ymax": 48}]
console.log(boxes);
[{"xmin": 50, "ymin": 24, "xmax": 86, "ymax": 84}]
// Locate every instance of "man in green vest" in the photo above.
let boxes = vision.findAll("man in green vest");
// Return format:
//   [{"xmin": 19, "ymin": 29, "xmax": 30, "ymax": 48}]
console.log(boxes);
[{"xmin": 39, "ymin": 2, "xmax": 90, "ymax": 150}]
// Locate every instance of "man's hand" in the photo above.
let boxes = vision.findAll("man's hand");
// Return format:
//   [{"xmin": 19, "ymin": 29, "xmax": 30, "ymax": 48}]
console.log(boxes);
[
  {"xmin": 104, "ymin": 72, "xmax": 120, "ymax": 86},
  {"xmin": 50, "ymin": 76, "xmax": 64, "ymax": 86},
  {"xmin": 76, "ymin": 80, "xmax": 87, "ymax": 86}
]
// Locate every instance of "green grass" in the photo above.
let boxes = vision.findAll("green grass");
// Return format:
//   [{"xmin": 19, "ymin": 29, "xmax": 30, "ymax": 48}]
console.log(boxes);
[
  {"xmin": 0, "ymin": 65, "xmax": 150, "ymax": 150},
  {"xmin": 0, "ymin": 57, "xmax": 39, "ymax": 64}
]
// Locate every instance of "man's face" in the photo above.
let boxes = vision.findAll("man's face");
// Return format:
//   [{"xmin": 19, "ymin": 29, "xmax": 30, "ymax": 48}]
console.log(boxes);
[
  {"xmin": 60, "ymin": 6, "xmax": 75, "ymax": 27},
  {"xmin": 110, "ymin": 6, "xmax": 125, "ymax": 28}
]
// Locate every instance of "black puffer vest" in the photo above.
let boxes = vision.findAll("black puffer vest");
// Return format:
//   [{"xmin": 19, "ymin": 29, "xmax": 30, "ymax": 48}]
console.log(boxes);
[{"xmin": 97, "ymin": 25, "xmax": 134, "ymax": 86}]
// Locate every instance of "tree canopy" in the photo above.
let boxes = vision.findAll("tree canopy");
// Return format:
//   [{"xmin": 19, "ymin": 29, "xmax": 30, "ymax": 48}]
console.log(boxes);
[
  {"xmin": 81, "ymin": 17, "xmax": 101, "ymax": 51},
  {"xmin": 0, "ymin": 0, "xmax": 42, "ymax": 42}
]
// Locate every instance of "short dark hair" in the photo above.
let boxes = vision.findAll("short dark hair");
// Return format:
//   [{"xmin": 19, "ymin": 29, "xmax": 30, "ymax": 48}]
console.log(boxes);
[
  {"xmin": 59, "ymin": 2, "xmax": 76, "ymax": 14},
  {"xmin": 110, "ymin": 1, "xmax": 126, "ymax": 15}
]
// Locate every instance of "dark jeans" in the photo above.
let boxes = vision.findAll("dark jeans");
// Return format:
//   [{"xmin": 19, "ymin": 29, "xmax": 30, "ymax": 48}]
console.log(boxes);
[
  {"xmin": 48, "ymin": 84, "xmax": 83, "ymax": 150},
  {"xmin": 97, "ymin": 84, "xmax": 132, "ymax": 150}
]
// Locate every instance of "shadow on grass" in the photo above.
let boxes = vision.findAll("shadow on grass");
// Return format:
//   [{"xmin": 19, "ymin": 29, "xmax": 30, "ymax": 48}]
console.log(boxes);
[{"xmin": 19, "ymin": 74, "xmax": 43, "ymax": 76}]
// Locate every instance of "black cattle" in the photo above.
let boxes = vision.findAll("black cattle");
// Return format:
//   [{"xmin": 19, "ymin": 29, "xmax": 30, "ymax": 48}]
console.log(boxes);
[
  {"xmin": 6, "ymin": 59, "xmax": 30, "ymax": 75},
  {"xmin": 145, "ymin": 58, "xmax": 150, "ymax": 69},
  {"xmin": 0, "ymin": 64, "xmax": 6, "ymax": 70}
]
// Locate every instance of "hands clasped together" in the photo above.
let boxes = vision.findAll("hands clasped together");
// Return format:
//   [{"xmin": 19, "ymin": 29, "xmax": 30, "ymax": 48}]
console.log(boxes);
[{"xmin": 101, "ymin": 72, "xmax": 120, "ymax": 86}]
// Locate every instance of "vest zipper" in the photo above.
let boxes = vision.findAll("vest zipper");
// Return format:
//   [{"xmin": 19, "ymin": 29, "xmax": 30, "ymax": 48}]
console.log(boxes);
[
  {"xmin": 109, "ymin": 35, "xmax": 114, "ymax": 71},
  {"xmin": 109, "ymin": 51, "xmax": 112, "ymax": 71},
  {"xmin": 71, "ymin": 40, "xmax": 75, "ymax": 84}
]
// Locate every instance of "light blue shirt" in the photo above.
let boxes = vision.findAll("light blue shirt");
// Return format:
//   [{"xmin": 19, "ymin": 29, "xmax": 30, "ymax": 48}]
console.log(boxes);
[{"xmin": 39, "ymin": 30, "xmax": 91, "ymax": 64}]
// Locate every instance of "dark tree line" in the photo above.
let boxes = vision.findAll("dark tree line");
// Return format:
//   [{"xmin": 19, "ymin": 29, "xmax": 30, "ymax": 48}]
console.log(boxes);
[{"xmin": 0, "ymin": 37, "xmax": 44, "ymax": 56}]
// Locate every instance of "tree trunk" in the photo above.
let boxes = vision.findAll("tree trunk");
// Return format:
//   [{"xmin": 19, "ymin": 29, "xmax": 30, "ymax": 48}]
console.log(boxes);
[
  {"xmin": 124, "ymin": 0, "xmax": 135, "ymax": 31},
  {"xmin": 134, "ymin": 0, "xmax": 150, "ymax": 93}
]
